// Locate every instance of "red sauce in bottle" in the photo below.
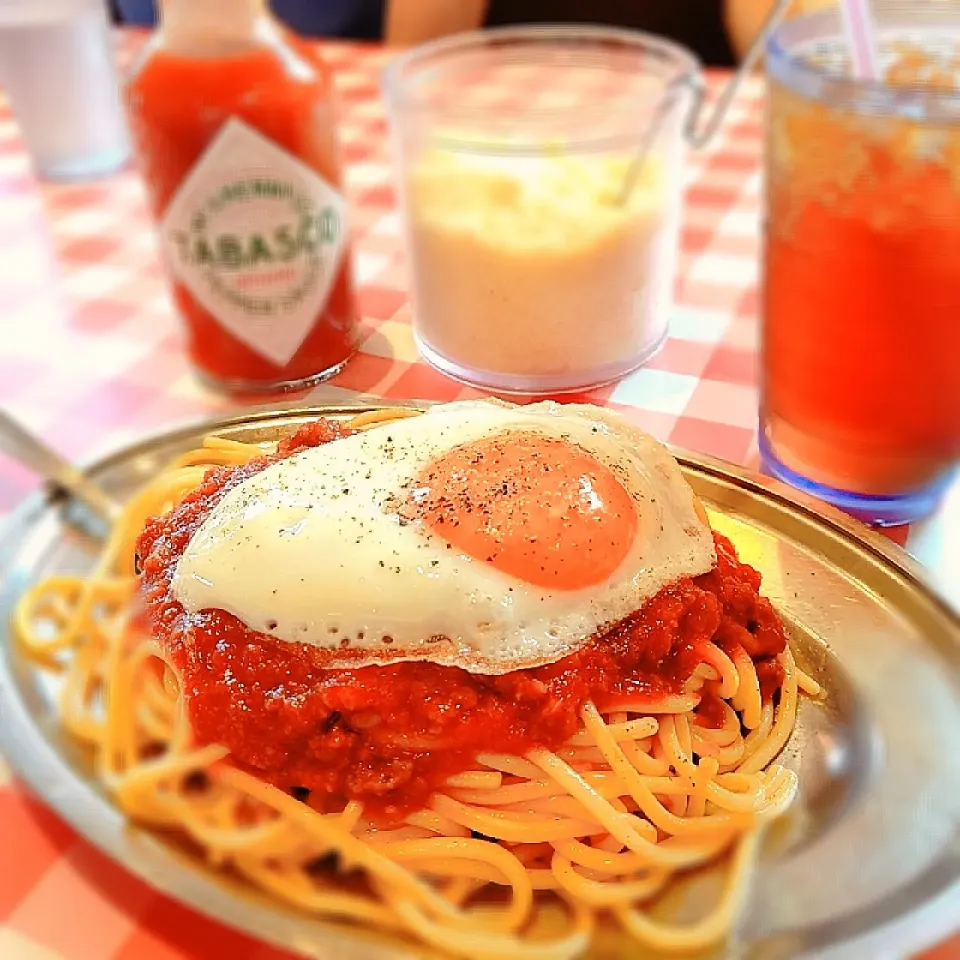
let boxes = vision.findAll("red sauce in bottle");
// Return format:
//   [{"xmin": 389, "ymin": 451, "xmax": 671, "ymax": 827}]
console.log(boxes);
[{"xmin": 126, "ymin": 1, "xmax": 358, "ymax": 393}]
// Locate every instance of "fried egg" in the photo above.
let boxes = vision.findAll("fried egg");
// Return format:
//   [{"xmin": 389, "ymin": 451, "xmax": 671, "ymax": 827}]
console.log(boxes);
[{"xmin": 172, "ymin": 400, "xmax": 716, "ymax": 673}]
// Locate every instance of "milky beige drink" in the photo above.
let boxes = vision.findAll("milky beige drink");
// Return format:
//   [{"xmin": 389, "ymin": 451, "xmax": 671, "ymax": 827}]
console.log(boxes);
[
  {"xmin": 403, "ymin": 151, "xmax": 674, "ymax": 391},
  {"xmin": 383, "ymin": 27, "xmax": 694, "ymax": 394}
]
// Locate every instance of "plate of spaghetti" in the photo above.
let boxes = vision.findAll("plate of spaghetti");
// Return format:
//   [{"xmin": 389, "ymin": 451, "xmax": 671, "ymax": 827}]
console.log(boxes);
[{"xmin": 2, "ymin": 399, "xmax": 960, "ymax": 960}]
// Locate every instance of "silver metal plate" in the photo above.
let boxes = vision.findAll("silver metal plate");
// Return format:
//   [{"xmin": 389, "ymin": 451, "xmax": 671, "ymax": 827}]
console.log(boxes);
[{"xmin": 1, "ymin": 403, "xmax": 959, "ymax": 960}]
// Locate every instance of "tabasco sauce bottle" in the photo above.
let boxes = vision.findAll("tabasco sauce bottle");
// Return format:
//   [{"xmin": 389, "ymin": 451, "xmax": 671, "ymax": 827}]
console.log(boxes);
[{"xmin": 126, "ymin": 0, "xmax": 358, "ymax": 393}]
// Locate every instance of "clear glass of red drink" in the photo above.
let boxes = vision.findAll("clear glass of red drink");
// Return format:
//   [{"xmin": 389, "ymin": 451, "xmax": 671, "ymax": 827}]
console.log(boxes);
[{"xmin": 760, "ymin": 1, "xmax": 960, "ymax": 525}]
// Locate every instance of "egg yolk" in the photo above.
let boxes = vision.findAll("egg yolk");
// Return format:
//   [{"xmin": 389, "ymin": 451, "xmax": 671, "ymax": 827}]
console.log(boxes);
[{"xmin": 403, "ymin": 433, "xmax": 638, "ymax": 591}]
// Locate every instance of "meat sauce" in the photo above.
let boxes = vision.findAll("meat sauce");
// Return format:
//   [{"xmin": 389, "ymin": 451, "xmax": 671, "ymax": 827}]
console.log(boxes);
[{"xmin": 138, "ymin": 421, "xmax": 787, "ymax": 823}]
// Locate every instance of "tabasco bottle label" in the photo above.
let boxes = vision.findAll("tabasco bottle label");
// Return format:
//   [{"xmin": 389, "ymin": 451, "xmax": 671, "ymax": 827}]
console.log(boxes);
[{"xmin": 161, "ymin": 118, "xmax": 349, "ymax": 366}]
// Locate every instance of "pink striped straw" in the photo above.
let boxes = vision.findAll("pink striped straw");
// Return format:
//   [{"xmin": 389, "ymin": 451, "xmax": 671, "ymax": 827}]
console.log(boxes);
[{"xmin": 838, "ymin": 0, "xmax": 881, "ymax": 80}]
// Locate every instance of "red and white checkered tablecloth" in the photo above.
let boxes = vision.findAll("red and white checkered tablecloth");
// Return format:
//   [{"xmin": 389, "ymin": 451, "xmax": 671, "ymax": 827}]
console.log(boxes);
[{"xmin": 0, "ymin": 31, "xmax": 957, "ymax": 960}]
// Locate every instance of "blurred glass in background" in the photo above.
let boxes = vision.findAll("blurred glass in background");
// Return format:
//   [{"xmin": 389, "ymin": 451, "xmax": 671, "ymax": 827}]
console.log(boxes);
[
  {"xmin": 0, "ymin": 0, "xmax": 129, "ymax": 180},
  {"xmin": 760, "ymin": 0, "xmax": 960, "ymax": 525}
]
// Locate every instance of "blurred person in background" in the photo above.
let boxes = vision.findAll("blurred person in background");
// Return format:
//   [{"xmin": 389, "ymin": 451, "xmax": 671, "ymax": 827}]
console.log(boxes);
[
  {"xmin": 388, "ymin": 0, "xmax": 778, "ymax": 64},
  {"xmin": 114, "ymin": 0, "xmax": 778, "ymax": 66},
  {"xmin": 112, "ymin": 0, "xmax": 383, "ymax": 42}
]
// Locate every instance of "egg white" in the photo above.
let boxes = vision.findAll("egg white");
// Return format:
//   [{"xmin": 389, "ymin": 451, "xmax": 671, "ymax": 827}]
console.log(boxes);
[{"xmin": 171, "ymin": 400, "xmax": 716, "ymax": 673}]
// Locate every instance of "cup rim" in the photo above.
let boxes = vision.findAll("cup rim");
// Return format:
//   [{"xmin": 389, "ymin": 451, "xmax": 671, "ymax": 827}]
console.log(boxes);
[
  {"xmin": 381, "ymin": 23, "xmax": 701, "ymax": 154},
  {"xmin": 766, "ymin": 0, "xmax": 960, "ymax": 121}
]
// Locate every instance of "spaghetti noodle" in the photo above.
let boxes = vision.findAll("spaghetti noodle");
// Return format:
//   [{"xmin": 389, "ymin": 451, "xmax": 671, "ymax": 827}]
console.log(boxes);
[{"xmin": 13, "ymin": 408, "xmax": 819, "ymax": 959}]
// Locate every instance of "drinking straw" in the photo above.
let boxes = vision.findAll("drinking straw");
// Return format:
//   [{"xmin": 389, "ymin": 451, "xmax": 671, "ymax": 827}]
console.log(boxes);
[{"xmin": 838, "ymin": 0, "xmax": 881, "ymax": 80}]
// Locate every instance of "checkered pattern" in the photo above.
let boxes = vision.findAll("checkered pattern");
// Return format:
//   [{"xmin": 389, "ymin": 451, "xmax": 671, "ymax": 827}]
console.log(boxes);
[{"xmin": 0, "ymin": 30, "xmax": 957, "ymax": 960}]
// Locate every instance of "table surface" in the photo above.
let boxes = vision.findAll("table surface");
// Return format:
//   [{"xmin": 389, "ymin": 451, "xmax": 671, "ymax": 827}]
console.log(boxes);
[{"xmin": 0, "ymin": 33, "xmax": 958, "ymax": 960}]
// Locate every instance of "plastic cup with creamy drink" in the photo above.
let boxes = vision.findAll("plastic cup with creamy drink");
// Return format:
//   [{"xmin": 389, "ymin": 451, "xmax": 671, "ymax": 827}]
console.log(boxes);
[{"xmin": 384, "ymin": 27, "xmax": 697, "ymax": 394}]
